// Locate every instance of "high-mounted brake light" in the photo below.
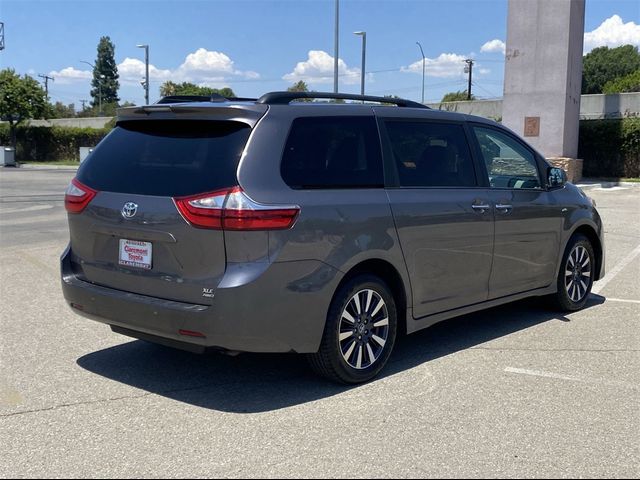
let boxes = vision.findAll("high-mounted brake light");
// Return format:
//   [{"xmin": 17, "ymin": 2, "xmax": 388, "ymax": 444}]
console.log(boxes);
[
  {"xmin": 174, "ymin": 187, "xmax": 300, "ymax": 231},
  {"xmin": 65, "ymin": 178, "xmax": 97, "ymax": 213}
]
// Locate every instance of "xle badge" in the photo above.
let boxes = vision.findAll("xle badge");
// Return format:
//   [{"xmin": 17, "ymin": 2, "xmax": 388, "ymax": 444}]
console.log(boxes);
[{"xmin": 202, "ymin": 288, "xmax": 215, "ymax": 298}]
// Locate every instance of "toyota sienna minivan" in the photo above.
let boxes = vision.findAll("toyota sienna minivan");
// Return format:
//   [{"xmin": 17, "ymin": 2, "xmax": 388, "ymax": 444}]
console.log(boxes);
[{"xmin": 61, "ymin": 91, "xmax": 605, "ymax": 383}]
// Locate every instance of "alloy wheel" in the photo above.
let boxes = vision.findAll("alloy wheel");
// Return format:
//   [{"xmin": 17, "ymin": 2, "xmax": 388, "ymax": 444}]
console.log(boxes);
[
  {"xmin": 338, "ymin": 289, "xmax": 389, "ymax": 370},
  {"xmin": 564, "ymin": 245, "xmax": 592, "ymax": 303}
]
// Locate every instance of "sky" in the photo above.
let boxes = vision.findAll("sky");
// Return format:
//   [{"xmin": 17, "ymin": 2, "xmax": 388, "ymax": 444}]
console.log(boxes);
[{"xmin": 1, "ymin": 0, "xmax": 639, "ymax": 108}]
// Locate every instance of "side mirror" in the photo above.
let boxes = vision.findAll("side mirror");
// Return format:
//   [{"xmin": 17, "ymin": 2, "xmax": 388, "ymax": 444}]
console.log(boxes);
[{"xmin": 548, "ymin": 167, "xmax": 567, "ymax": 188}]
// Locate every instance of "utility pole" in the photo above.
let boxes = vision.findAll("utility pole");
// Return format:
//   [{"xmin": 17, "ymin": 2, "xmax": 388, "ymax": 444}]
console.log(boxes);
[
  {"xmin": 80, "ymin": 99, "xmax": 88, "ymax": 111},
  {"xmin": 38, "ymin": 74, "xmax": 54, "ymax": 98},
  {"xmin": 333, "ymin": 0, "xmax": 339, "ymax": 93},
  {"xmin": 464, "ymin": 59, "xmax": 474, "ymax": 100}
]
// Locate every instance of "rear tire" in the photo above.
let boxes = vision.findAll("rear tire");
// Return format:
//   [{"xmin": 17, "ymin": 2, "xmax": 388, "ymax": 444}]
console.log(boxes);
[
  {"xmin": 551, "ymin": 234, "xmax": 595, "ymax": 311},
  {"xmin": 308, "ymin": 274, "xmax": 398, "ymax": 384}
]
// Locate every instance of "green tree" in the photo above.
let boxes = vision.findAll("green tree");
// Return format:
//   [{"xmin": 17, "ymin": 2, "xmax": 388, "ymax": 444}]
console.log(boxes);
[
  {"xmin": 602, "ymin": 69, "xmax": 640, "ymax": 94},
  {"xmin": 287, "ymin": 80, "xmax": 309, "ymax": 93},
  {"xmin": 91, "ymin": 36, "xmax": 120, "ymax": 107},
  {"xmin": 582, "ymin": 45, "xmax": 640, "ymax": 94},
  {"xmin": 49, "ymin": 101, "xmax": 76, "ymax": 118},
  {"xmin": 0, "ymin": 69, "xmax": 48, "ymax": 147},
  {"xmin": 159, "ymin": 81, "xmax": 236, "ymax": 98},
  {"xmin": 286, "ymin": 80, "xmax": 315, "ymax": 101},
  {"xmin": 441, "ymin": 90, "xmax": 476, "ymax": 102}
]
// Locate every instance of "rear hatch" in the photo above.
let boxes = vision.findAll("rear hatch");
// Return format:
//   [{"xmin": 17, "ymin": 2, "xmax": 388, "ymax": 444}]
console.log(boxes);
[{"xmin": 67, "ymin": 108, "xmax": 263, "ymax": 305}]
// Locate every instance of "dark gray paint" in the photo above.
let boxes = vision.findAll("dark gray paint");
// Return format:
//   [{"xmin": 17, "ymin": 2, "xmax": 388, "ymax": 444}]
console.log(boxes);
[{"xmin": 62, "ymin": 100, "xmax": 605, "ymax": 354}]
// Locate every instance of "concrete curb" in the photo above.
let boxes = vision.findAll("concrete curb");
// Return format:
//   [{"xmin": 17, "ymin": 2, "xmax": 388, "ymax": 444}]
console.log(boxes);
[
  {"xmin": 575, "ymin": 179, "xmax": 640, "ymax": 189},
  {"xmin": 8, "ymin": 164, "xmax": 79, "ymax": 171}
]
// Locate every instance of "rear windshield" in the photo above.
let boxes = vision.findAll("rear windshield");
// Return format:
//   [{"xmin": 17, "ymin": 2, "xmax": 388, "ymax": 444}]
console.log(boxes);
[{"xmin": 77, "ymin": 120, "xmax": 251, "ymax": 197}]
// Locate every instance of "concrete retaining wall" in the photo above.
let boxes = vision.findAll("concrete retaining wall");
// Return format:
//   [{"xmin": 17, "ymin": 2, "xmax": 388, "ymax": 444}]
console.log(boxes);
[
  {"xmin": 427, "ymin": 92, "xmax": 639, "ymax": 120},
  {"xmin": 16, "ymin": 117, "xmax": 113, "ymax": 129}
]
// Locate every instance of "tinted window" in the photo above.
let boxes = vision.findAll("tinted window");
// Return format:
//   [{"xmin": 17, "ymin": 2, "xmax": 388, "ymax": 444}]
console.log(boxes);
[
  {"xmin": 473, "ymin": 126, "xmax": 542, "ymax": 189},
  {"xmin": 384, "ymin": 121, "xmax": 476, "ymax": 187},
  {"xmin": 281, "ymin": 116, "xmax": 383, "ymax": 189},
  {"xmin": 77, "ymin": 120, "xmax": 251, "ymax": 197}
]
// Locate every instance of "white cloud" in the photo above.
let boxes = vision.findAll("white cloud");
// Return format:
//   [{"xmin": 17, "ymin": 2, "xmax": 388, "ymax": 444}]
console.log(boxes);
[
  {"xmin": 176, "ymin": 48, "xmax": 259, "ymax": 83},
  {"xmin": 48, "ymin": 48, "xmax": 260, "ymax": 89},
  {"xmin": 48, "ymin": 67, "xmax": 92, "ymax": 84},
  {"xmin": 118, "ymin": 57, "xmax": 172, "ymax": 84},
  {"xmin": 480, "ymin": 39, "xmax": 506, "ymax": 54},
  {"xmin": 402, "ymin": 53, "xmax": 469, "ymax": 78},
  {"xmin": 584, "ymin": 15, "xmax": 640, "ymax": 52},
  {"xmin": 283, "ymin": 50, "xmax": 360, "ymax": 85}
]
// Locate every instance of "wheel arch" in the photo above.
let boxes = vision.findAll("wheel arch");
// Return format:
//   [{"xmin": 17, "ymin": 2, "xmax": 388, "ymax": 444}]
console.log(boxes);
[
  {"xmin": 567, "ymin": 224, "xmax": 604, "ymax": 281},
  {"xmin": 335, "ymin": 259, "xmax": 409, "ymax": 337}
]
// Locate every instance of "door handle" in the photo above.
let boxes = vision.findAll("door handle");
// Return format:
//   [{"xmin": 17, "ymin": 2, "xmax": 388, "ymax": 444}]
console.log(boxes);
[
  {"xmin": 495, "ymin": 203, "xmax": 513, "ymax": 213},
  {"xmin": 472, "ymin": 204, "xmax": 491, "ymax": 213}
]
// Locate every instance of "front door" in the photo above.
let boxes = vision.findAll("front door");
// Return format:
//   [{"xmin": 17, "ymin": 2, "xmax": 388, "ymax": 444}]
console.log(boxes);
[{"xmin": 470, "ymin": 125, "xmax": 563, "ymax": 299}]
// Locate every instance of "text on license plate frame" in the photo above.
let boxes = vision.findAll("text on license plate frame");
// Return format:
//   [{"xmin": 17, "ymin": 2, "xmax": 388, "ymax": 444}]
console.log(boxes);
[{"xmin": 119, "ymin": 239, "xmax": 152, "ymax": 270}]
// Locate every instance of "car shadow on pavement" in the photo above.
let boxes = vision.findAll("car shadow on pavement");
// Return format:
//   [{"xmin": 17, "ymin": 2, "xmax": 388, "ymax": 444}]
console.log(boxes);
[{"xmin": 77, "ymin": 294, "xmax": 605, "ymax": 413}]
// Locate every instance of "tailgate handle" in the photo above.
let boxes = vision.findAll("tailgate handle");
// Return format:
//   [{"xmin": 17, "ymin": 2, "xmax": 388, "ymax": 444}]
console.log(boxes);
[{"xmin": 91, "ymin": 225, "xmax": 177, "ymax": 243}]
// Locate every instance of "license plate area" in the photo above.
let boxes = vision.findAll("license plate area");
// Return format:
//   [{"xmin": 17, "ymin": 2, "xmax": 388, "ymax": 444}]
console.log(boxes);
[{"xmin": 119, "ymin": 239, "xmax": 152, "ymax": 270}]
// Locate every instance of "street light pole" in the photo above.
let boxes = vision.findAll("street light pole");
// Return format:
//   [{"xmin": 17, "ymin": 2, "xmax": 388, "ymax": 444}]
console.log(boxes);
[
  {"xmin": 354, "ymin": 31, "xmax": 366, "ymax": 97},
  {"xmin": 137, "ymin": 44, "xmax": 149, "ymax": 105},
  {"xmin": 99, "ymin": 74, "xmax": 105, "ymax": 116},
  {"xmin": 416, "ymin": 42, "xmax": 426, "ymax": 104},
  {"xmin": 334, "ymin": 0, "xmax": 339, "ymax": 93}
]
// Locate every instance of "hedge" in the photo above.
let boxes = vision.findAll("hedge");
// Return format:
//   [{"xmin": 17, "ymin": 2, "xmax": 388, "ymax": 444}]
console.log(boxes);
[
  {"xmin": 579, "ymin": 117, "xmax": 640, "ymax": 178},
  {"xmin": 1, "ymin": 117, "xmax": 639, "ymax": 178},
  {"xmin": 0, "ymin": 124, "xmax": 111, "ymax": 162}
]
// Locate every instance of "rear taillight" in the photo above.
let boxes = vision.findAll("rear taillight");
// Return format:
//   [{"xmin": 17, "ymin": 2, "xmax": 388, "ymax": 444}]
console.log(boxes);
[
  {"xmin": 65, "ymin": 178, "xmax": 97, "ymax": 213},
  {"xmin": 174, "ymin": 187, "xmax": 300, "ymax": 231}
]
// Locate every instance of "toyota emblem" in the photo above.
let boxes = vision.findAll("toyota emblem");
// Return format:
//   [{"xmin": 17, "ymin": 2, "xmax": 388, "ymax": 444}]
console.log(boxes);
[{"xmin": 121, "ymin": 202, "xmax": 138, "ymax": 219}]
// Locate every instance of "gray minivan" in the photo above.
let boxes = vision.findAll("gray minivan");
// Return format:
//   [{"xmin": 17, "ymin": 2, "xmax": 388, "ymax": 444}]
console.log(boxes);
[{"xmin": 61, "ymin": 92, "xmax": 605, "ymax": 383}]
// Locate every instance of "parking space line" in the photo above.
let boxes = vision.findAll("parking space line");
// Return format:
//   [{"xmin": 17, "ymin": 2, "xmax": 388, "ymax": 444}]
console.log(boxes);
[
  {"xmin": 504, "ymin": 367, "xmax": 637, "ymax": 389},
  {"xmin": 0, "ymin": 204, "xmax": 54, "ymax": 215},
  {"xmin": 605, "ymin": 298, "xmax": 640, "ymax": 304},
  {"xmin": 592, "ymin": 244, "xmax": 640, "ymax": 295}
]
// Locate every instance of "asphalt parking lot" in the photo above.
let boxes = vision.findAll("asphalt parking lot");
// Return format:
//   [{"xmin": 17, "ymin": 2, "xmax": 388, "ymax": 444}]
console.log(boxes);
[{"xmin": 0, "ymin": 167, "xmax": 638, "ymax": 478}]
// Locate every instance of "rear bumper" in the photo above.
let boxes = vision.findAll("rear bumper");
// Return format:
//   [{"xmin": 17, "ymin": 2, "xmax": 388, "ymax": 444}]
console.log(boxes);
[{"xmin": 61, "ymin": 246, "xmax": 341, "ymax": 353}]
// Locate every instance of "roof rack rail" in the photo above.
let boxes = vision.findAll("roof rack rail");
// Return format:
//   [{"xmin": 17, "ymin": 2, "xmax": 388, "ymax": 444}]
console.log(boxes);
[
  {"xmin": 256, "ymin": 91, "xmax": 428, "ymax": 109},
  {"xmin": 156, "ymin": 94, "xmax": 258, "ymax": 104}
]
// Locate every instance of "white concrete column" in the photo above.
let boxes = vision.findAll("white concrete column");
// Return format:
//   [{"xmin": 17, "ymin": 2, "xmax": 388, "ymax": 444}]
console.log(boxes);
[{"xmin": 502, "ymin": 0, "xmax": 585, "ymax": 159}]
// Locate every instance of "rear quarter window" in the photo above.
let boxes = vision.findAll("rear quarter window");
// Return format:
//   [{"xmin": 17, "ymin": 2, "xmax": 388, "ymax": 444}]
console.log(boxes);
[
  {"xmin": 281, "ymin": 116, "xmax": 383, "ymax": 189},
  {"xmin": 77, "ymin": 120, "xmax": 251, "ymax": 197}
]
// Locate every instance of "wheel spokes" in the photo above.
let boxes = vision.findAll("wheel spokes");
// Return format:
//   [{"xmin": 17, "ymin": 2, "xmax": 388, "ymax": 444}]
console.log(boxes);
[
  {"xmin": 565, "ymin": 245, "xmax": 593, "ymax": 303},
  {"xmin": 339, "ymin": 288, "xmax": 389, "ymax": 370}
]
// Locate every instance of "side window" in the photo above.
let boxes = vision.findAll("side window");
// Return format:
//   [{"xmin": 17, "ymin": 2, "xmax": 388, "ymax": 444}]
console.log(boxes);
[
  {"xmin": 472, "ymin": 126, "xmax": 542, "ymax": 189},
  {"xmin": 384, "ymin": 121, "xmax": 476, "ymax": 187},
  {"xmin": 281, "ymin": 116, "xmax": 383, "ymax": 189}
]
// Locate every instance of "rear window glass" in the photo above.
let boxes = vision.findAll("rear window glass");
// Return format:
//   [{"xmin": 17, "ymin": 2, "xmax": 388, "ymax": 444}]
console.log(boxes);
[
  {"xmin": 384, "ymin": 121, "xmax": 476, "ymax": 188},
  {"xmin": 281, "ymin": 116, "xmax": 383, "ymax": 189},
  {"xmin": 77, "ymin": 120, "xmax": 251, "ymax": 197}
]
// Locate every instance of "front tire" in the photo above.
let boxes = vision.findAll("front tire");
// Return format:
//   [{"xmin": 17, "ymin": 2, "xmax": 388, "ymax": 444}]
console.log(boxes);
[
  {"xmin": 552, "ymin": 234, "xmax": 595, "ymax": 311},
  {"xmin": 308, "ymin": 274, "xmax": 398, "ymax": 384}
]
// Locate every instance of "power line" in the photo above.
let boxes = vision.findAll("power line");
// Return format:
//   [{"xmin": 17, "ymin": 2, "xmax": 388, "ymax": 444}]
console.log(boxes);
[{"xmin": 471, "ymin": 81, "xmax": 500, "ymax": 99}]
